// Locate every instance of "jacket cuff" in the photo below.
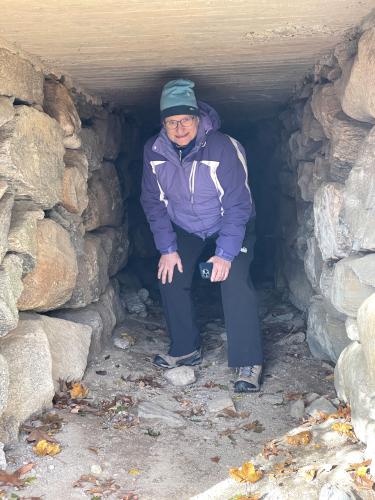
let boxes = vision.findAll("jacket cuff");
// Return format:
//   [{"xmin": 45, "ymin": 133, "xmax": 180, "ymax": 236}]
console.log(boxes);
[
  {"xmin": 215, "ymin": 246, "xmax": 234, "ymax": 262},
  {"xmin": 160, "ymin": 244, "xmax": 177, "ymax": 255}
]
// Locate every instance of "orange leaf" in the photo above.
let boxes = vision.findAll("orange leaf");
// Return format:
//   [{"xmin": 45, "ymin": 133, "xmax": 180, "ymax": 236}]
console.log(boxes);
[
  {"xmin": 229, "ymin": 462, "xmax": 263, "ymax": 483},
  {"xmin": 33, "ymin": 439, "xmax": 61, "ymax": 456},
  {"xmin": 286, "ymin": 431, "xmax": 312, "ymax": 446},
  {"xmin": 70, "ymin": 382, "xmax": 89, "ymax": 399}
]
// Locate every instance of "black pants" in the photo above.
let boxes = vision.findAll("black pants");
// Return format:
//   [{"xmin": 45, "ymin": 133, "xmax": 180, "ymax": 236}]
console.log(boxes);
[{"xmin": 159, "ymin": 221, "xmax": 263, "ymax": 367}]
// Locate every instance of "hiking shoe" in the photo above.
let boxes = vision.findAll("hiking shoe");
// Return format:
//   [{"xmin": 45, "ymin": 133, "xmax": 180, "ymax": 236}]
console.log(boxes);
[
  {"xmin": 234, "ymin": 365, "xmax": 262, "ymax": 393},
  {"xmin": 152, "ymin": 349, "xmax": 201, "ymax": 369}
]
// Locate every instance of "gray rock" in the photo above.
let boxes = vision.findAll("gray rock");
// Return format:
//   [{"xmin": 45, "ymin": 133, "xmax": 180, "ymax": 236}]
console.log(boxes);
[
  {"xmin": 283, "ymin": 257, "xmax": 314, "ymax": 312},
  {"xmin": 138, "ymin": 288, "xmax": 150, "ymax": 304},
  {"xmin": 0, "ymin": 313, "xmax": 54, "ymax": 443},
  {"xmin": 357, "ymin": 293, "xmax": 375, "ymax": 385},
  {"xmin": 41, "ymin": 315, "xmax": 92, "ymax": 390},
  {"xmin": 207, "ymin": 394, "xmax": 236, "ymax": 414},
  {"xmin": 345, "ymin": 317, "xmax": 359, "ymax": 341},
  {"xmin": 0, "ymin": 47, "xmax": 44, "ymax": 105},
  {"xmin": 311, "ymin": 84, "xmax": 342, "ymax": 139},
  {"xmin": 261, "ymin": 393, "xmax": 284, "ymax": 405},
  {"xmin": 0, "ymin": 97, "xmax": 14, "ymax": 128},
  {"xmin": 0, "ymin": 192, "xmax": 14, "ymax": 262},
  {"xmin": 290, "ymin": 399, "xmax": 305, "ymax": 419},
  {"xmin": 301, "ymin": 97, "xmax": 325, "ymax": 142},
  {"xmin": 319, "ymin": 482, "xmax": 356, "ymax": 500},
  {"xmin": 0, "ymin": 106, "xmax": 65, "ymax": 209},
  {"xmin": 0, "ymin": 442, "xmax": 6, "ymax": 470},
  {"xmin": 123, "ymin": 290, "xmax": 147, "ymax": 315},
  {"xmin": 84, "ymin": 283, "xmax": 118, "ymax": 344},
  {"xmin": 79, "ymin": 127, "xmax": 104, "ymax": 173},
  {"xmin": 0, "ymin": 254, "xmax": 24, "ymax": 337},
  {"xmin": 164, "ymin": 366, "xmax": 196, "ymax": 387},
  {"xmin": 306, "ymin": 396, "xmax": 337, "ymax": 417},
  {"xmin": 0, "ymin": 355, "xmax": 9, "ymax": 417},
  {"xmin": 304, "ymin": 237, "xmax": 323, "ymax": 291},
  {"xmin": 95, "ymin": 225, "xmax": 129, "ymax": 277},
  {"xmin": 305, "ymin": 392, "xmax": 320, "ymax": 404},
  {"xmin": 340, "ymin": 27, "xmax": 375, "ymax": 123},
  {"xmin": 93, "ymin": 113, "xmax": 122, "ymax": 161},
  {"xmin": 137, "ymin": 401, "xmax": 185, "ymax": 428},
  {"xmin": 283, "ymin": 331, "xmax": 306, "ymax": 345}
]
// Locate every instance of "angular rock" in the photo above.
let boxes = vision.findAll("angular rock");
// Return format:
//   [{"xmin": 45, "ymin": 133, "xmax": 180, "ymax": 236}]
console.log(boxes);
[
  {"xmin": 0, "ymin": 254, "xmax": 24, "ymax": 337},
  {"xmin": 93, "ymin": 113, "xmax": 122, "ymax": 161},
  {"xmin": 357, "ymin": 293, "xmax": 375, "ymax": 385},
  {"xmin": 64, "ymin": 232, "xmax": 109, "ymax": 309},
  {"xmin": 329, "ymin": 113, "xmax": 371, "ymax": 182},
  {"xmin": 63, "ymin": 133, "xmax": 81, "ymax": 149},
  {"xmin": 61, "ymin": 164, "xmax": 89, "ymax": 215},
  {"xmin": 297, "ymin": 162, "xmax": 314, "ymax": 202},
  {"xmin": 45, "ymin": 204, "xmax": 85, "ymax": 256},
  {"xmin": 0, "ymin": 355, "xmax": 9, "ymax": 417},
  {"xmin": 0, "ymin": 191, "xmax": 14, "ymax": 262},
  {"xmin": 304, "ymin": 237, "xmax": 323, "ymax": 291},
  {"xmin": 7, "ymin": 206, "xmax": 44, "ymax": 275},
  {"xmin": 340, "ymin": 27, "xmax": 375, "ymax": 123},
  {"xmin": 137, "ymin": 401, "xmax": 185, "ymax": 428},
  {"xmin": 330, "ymin": 256, "xmax": 375, "ymax": 318},
  {"xmin": 0, "ymin": 313, "xmax": 54, "ymax": 443},
  {"xmin": 319, "ymin": 483, "xmax": 357, "ymax": 500},
  {"xmin": 0, "ymin": 97, "xmax": 14, "ymax": 128},
  {"xmin": 95, "ymin": 225, "xmax": 129, "ymax": 277},
  {"xmin": 0, "ymin": 47, "xmax": 44, "ymax": 105},
  {"xmin": 164, "ymin": 366, "xmax": 196, "ymax": 387},
  {"xmin": 311, "ymin": 84, "xmax": 342, "ymax": 139},
  {"xmin": 335, "ymin": 341, "xmax": 375, "ymax": 443},
  {"xmin": 283, "ymin": 256, "xmax": 313, "ymax": 312},
  {"xmin": 0, "ymin": 106, "xmax": 65, "ymax": 209},
  {"xmin": 345, "ymin": 317, "xmax": 359, "ymax": 342},
  {"xmin": 63, "ymin": 149, "xmax": 89, "ymax": 178},
  {"xmin": 109, "ymin": 279, "xmax": 126, "ymax": 324},
  {"xmin": 207, "ymin": 394, "xmax": 236, "ymax": 414},
  {"xmin": 306, "ymin": 396, "xmax": 336, "ymax": 417},
  {"xmin": 301, "ymin": 98, "xmax": 325, "ymax": 142},
  {"xmin": 79, "ymin": 127, "xmax": 103, "ymax": 173},
  {"xmin": 307, "ymin": 295, "xmax": 350, "ymax": 362},
  {"xmin": 342, "ymin": 126, "xmax": 375, "ymax": 251},
  {"xmin": 41, "ymin": 315, "xmax": 92, "ymax": 389},
  {"xmin": 90, "ymin": 283, "xmax": 119, "ymax": 338},
  {"xmin": 18, "ymin": 219, "xmax": 78, "ymax": 312},
  {"xmin": 50, "ymin": 307, "xmax": 104, "ymax": 361},
  {"xmin": 289, "ymin": 399, "xmax": 305, "ymax": 419},
  {"xmin": 314, "ymin": 183, "xmax": 351, "ymax": 261},
  {"xmin": 123, "ymin": 290, "xmax": 146, "ymax": 315},
  {"xmin": 289, "ymin": 130, "xmax": 322, "ymax": 161},
  {"xmin": 83, "ymin": 162, "xmax": 123, "ymax": 231},
  {"xmin": 43, "ymin": 79, "xmax": 81, "ymax": 138}
]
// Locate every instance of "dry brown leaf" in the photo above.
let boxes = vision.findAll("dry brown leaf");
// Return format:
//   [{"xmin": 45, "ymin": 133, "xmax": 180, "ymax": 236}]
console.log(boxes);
[
  {"xmin": 242, "ymin": 420, "xmax": 265, "ymax": 433},
  {"xmin": 88, "ymin": 447, "xmax": 99, "ymax": 455},
  {"xmin": 33, "ymin": 439, "xmax": 61, "ymax": 456},
  {"xmin": 262, "ymin": 439, "xmax": 281, "ymax": 459},
  {"xmin": 229, "ymin": 462, "xmax": 263, "ymax": 483},
  {"xmin": 286, "ymin": 430, "xmax": 312, "ymax": 446},
  {"xmin": 210, "ymin": 456, "xmax": 220, "ymax": 463},
  {"xmin": 0, "ymin": 471, "xmax": 24, "ymax": 487},
  {"xmin": 351, "ymin": 472, "xmax": 375, "ymax": 490},
  {"xmin": 219, "ymin": 408, "xmax": 250, "ymax": 419},
  {"xmin": 70, "ymin": 382, "xmax": 89, "ymax": 399},
  {"xmin": 26, "ymin": 428, "xmax": 57, "ymax": 444},
  {"xmin": 14, "ymin": 462, "xmax": 35, "ymax": 478},
  {"xmin": 271, "ymin": 459, "xmax": 297, "ymax": 477},
  {"xmin": 285, "ymin": 392, "xmax": 303, "ymax": 401},
  {"xmin": 347, "ymin": 459, "xmax": 372, "ymax": 471}
]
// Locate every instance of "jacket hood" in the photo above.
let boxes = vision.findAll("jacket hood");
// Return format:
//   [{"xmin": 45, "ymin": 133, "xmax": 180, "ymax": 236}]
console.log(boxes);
[{"xmin": 197, "ymin": 101, "xmax": 221, "ymax": 133}]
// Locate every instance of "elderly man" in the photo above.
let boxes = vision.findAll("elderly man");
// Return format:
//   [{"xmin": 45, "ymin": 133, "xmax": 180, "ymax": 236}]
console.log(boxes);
[{"xmin": 140, "ymin": 79, "xmax": 263, "ymax": 392}]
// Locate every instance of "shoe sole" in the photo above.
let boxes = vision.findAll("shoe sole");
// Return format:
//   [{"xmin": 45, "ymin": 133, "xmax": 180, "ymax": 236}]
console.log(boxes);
[{"xmin": 152, "ymin": 355, "xmax": 202, "ymax": 369}]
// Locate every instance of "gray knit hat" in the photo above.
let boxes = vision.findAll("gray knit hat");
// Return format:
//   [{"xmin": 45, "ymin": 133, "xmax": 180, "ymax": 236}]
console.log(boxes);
[{"xmin": 160, "ymin": 79, "xmax": 199, "ymax": 120}]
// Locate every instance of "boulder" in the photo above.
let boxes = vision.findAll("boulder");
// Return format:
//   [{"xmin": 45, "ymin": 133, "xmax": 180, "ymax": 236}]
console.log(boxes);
[
  {"xmin": 61, "ymin": 164, "xmax": 89, "ymax": 215},
  {"xmin": 283, "ymin": 257, "xmax": 313, "ymax": 312},
  {"xmin": 345, "ymin": 317, "xmax": 359, "ymax": 342},
  {"xmin": 43, "ymin": 79, "xmax": 81, "ymax": 138},
  {"xmin": 340, "ymin": 27, "xmax": 375, "ymax": 124},
  {"xmin": 95, "ymin": 225, "xmax": 129, "ymax": 277},
  {"xmin": 311, "ymin": 84, "xmax": 342, "ymax": 139},
  {"xmin": 304, "ymin": 237, "xmax": 323, "ymax": 291},
  {"xmin": 301, "ymin": 98, "xmax": 325, "ymax": 142},
  {"xmin": 83, "ymin": 162, "xmax": 123, "ymax": 230},
  {"xmin": 7, "ymin": 206, "xmax": 44, "ymax": 274},
  {"xmin": 307, "ymin": 295, "xmax": 349, "ymax": 362},
  {"xmin": 18, "ymin": 219, "xmax": 78, "ymax": 312},
  {"xmin": 63, "ymin": 133, "xmax": 81, "ymax": 150},
  {"xmin": 63, "ymin": 149, "xmax": 89, "ymax": 178},
  {"xmin": 342, "ymin": 126, "xmax": 375, "ymax": 252},
  {"xmin": 329, "ymin": 113, "xmax": 371, "ymax": 182},
  {"xmin": 335, "ymin": 341, "xmax": 375, "ymax": 444},
  {"xmin": 50, "ymin": 307, "xmax": 104, "ymax": 361},
  {"xmin": 79, "ymin": 127, "xmax": 104, "ymax": 173},
  {"xmin": 93, "ymin": 113, "xmax": 122, "ymax": 161},
  {"xmin": 85, "ymin": 283, "xmax": 118, "ymax": 341},
  {"xmin": 41, "ymin": 315, "xmax": 92, "ymax": 389},
  {"xmin": 0, "ymin": 313, "xmax": 54, "ymax": 443},
  {"xmin": 45, "ymin": 204, "xmax": 85, "ymax": 256},
  {"xmin": 0, "ymin": 254, "xmax": 24, "ymax": 337},
  {"xmin": 0, "ymin": 97, "xmax": 14, "ymax": 128},
  {"xmin": 0, "ymin": 191, "xmax": 14, "ymax": 262},
  {"xmin": 357, "ymin": 293, "xmax": 375, "ymax": 384},
  {"xmin": 314, "ymin": 183, "xmax": 351, "ymax": 261},
  {"xmin": 0, "ymin": 47, "xmax": 44, "ymax": 105},
  {"xmin": 330, "ymin": 256, "xmax": 375, "ymax": 318},
  {"xmin": 289, "ymin": 130, "xmax": 322, "ymax": 161},
  {"xmin": 0, "ymin": 355, "xmax": 9, "ymax": 417},
  {"xmin": 0, "ymin": 106, "xmax": 65, "ymax": 209},
  {"xmin": 64, "ymin": 232, "xmax": 109, "ymax": 309}
]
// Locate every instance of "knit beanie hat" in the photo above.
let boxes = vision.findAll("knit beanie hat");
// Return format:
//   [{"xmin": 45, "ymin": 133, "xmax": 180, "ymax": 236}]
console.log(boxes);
[{"xmin": 160, "ymin": 79, "xmax": 199, "ymax": 120}]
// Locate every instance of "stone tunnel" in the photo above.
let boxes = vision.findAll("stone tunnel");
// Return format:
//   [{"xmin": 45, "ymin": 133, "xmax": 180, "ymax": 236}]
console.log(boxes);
[{"xmin": 0, "ymin": 2, "xmax": 375, "ymax": 498}]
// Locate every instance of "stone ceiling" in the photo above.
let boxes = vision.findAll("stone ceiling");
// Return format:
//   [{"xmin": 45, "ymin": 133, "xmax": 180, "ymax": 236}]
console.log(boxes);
[{"xmin": 0, "ymin": 1, "xmax": 374, "ymax": 126}]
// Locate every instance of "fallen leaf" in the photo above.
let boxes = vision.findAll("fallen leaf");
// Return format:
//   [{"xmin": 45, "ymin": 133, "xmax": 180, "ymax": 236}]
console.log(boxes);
[
  {"xmin": 351, "ymin": 472, "xmax": 375, "ymax": 490},
  {"xmin": 262, "ymin": 440, "xmax": 281, "ymax": 459},
  {"xmin": 0, "ymin": 471, "xmax": 24, "ymax": 487},
  {"xmin": 286, "ymin": 431, "xmax": 312, "ymax": 446},
  {"xmin": 242, "ymin": 420, "xmax": 265, "ymax": 433},
  {"xmin": 285, "ymin": 392, "xmax": 303, "ymax": 401},
  {"xmin": 88, "ymin": 447, "xmax": 99, "ymax": 455},
  {"xmin": 229, "ymin": 462, "xmax": 263, "ymax": 483},
  {"xmin": 331, "ymin": 422, "xmax": 356, "ymax": 440},
  {"xmin": 26, "ymin": 429, "xmax": 57, "ymax": 444},
  {"xmin": 14, "ymin": 463, "xmax": 35, "ymax": 477},
  {"xmin": 33, "ymin": 439, "xmax": 61, "ymax": 456},
  {"xmin": 220, "ymin": 408, "xmax": 250, "ymax": 419},
  {"xmin": 210, "ymin": 456, "xmax": 220, "ymax": 463},
  {"xmin": 347, "ymin": 459, "xmax": 372, "ymax": 471},
  {"xmin": 128, "ymin": 468, "xmax": 141, "ymax": 476},
  {"xmin": 70, "ymin": 382, "xmax": 89, "ymax": 399},
  {"xmin": 303, "ymin": 468, "xmax": 317, "ymax": 481}
]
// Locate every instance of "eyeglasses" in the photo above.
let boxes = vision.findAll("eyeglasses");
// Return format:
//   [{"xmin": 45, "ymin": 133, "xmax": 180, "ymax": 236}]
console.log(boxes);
[{"xmin": 164, "ymin": 116, "xmax": 196, "ymax": 130}]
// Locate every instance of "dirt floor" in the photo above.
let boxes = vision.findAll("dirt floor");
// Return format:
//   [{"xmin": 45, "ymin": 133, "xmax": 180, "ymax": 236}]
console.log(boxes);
[{"xmin": 2, "ymin": 287, "xmax": 371, "ymax": 500}]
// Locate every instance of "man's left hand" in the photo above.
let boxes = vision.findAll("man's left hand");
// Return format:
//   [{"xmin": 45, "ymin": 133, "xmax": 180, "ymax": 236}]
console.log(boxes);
[{"xmin": 207, "ymin": 256, "xmax": 232, "ymax": 282}]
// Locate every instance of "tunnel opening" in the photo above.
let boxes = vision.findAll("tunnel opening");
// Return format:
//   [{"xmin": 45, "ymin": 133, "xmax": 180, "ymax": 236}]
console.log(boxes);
[{"xmin": 0, "ymin": 4, "xmax": 375, "ymax": 499}]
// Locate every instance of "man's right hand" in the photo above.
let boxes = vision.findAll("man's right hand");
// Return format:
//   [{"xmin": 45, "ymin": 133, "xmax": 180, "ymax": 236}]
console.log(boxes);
[{"xmin": 158, "ymin": 252, "xmax": 183, "ymax": 284}]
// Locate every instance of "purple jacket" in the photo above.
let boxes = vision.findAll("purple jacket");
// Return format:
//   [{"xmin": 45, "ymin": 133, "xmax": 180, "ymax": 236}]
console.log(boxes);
[{"xmin": 140, "ymin": 102, "xmax": 255, "ymax": 261}]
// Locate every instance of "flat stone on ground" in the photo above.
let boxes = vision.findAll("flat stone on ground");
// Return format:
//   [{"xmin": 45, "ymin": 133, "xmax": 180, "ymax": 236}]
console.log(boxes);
[
  {"xmin": 137, "ymin": 401, "xmax": 185, "ymax": 428},
  {"xmin": 163, "ymin": 366, "xmax": 196, "ymax": 387}
]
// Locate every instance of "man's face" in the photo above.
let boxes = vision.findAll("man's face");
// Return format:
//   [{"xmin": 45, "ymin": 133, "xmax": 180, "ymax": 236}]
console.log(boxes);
[{"xmin": 164, "ymin": 114, "xmax": 199, "ymax": 147}]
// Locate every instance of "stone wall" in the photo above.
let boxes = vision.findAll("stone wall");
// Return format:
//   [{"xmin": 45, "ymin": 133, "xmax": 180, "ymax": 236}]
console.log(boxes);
[
  {"xmin": 278, "ymin": 20, "xmax": 375, "ymax": 449},
  {"xmin": 0, "ymin": 43, "xmax": 131, "ymax": 443}
]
